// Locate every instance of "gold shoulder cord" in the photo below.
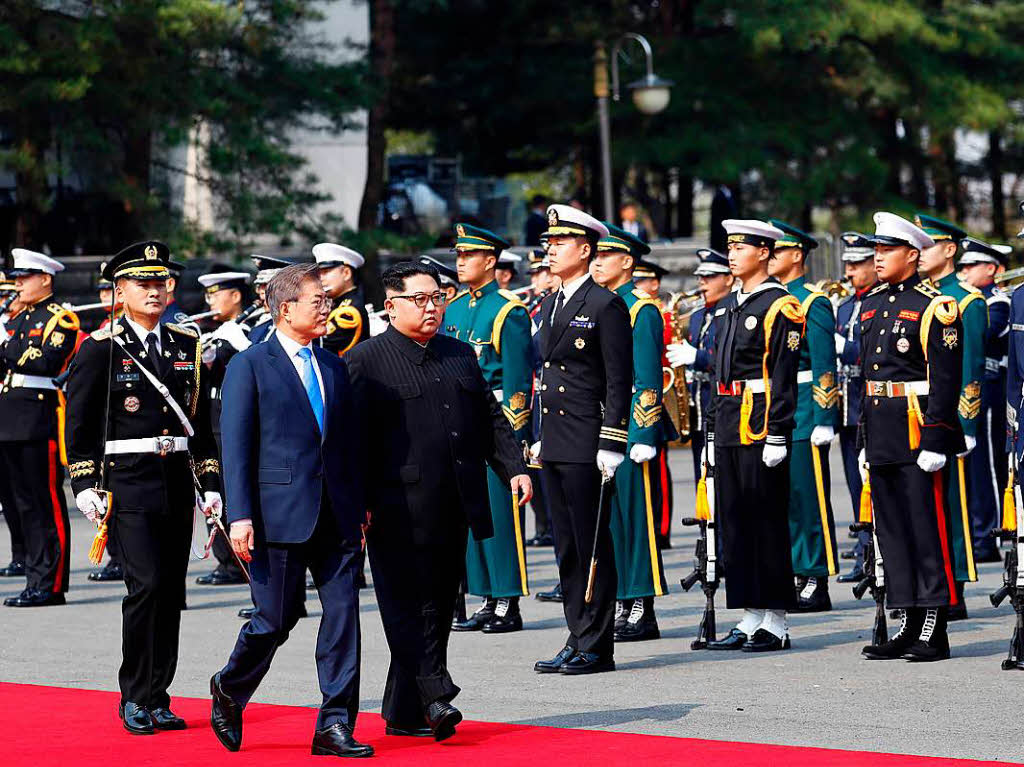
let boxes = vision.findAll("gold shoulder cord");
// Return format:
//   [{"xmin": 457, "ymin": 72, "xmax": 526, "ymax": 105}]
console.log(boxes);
[{"xmin": 740, "ymin": 295, "xmax": 804, "ymax": 445}]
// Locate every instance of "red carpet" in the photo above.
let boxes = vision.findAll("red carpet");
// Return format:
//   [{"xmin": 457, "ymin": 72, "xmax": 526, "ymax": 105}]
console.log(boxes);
[{"xmin": 0, "ymin": 682, "xmax": 1013, "ymax": 765}]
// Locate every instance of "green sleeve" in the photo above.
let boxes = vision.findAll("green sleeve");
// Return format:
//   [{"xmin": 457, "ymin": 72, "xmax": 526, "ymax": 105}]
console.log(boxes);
[
  {"xmin": 958, "ymin": 297, "xmax": 988, "ymax": 437},
  {"xmin": 629, "ymin": 303, "xmax": 664, "ymax": 447},
  {"xmin": 807, "ymin": 295, "xmax": 839, "ymax": 428},
  {"xmin": 498, "ymin": 305, "xmax": 534, "ymax": 443}
]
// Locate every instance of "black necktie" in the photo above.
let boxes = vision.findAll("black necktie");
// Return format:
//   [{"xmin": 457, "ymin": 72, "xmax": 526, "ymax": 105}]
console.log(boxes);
[
  {"xmin": 145, "ymin": 332, "xmax": 162, "ymax": 376},
  {"xmin": 551, "ymin": 290, "xmax": 565, "ymax": 324}
]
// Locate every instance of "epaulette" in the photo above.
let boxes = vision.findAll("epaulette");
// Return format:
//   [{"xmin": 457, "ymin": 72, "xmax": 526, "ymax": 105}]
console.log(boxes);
[
  {"xmin": 449, "ymin": 289, "xmax": 470, "ymax": 305},
  {"xmin": 629, "ymin": 297, "xmax": 661, "ymax": 327},
  {"xmin": 867, "ymin": 283, "xmax": 888, "ymax": 297},
  {"xmin": 915, "ymin": 281, "xmax": 940, "ymax": 297},
  {"xmin": 498, "ymin": 288, "xmax": 526, "ymax": 306},
  {"xmin": 632, "ymin": 287, "xmax": 653, "ymax": 300},
  {"xmin": 493, "ymin": 295, "xmax": 529, "ymax": 356},
  {"xmin": 47, "ymin": 302, "xmax": 67, "ymax": 315},
  {"xmin": 90, "ymin": 325, "xmax": 124, "ymax": 341},
  {"xmin": 165, "ymin": 323, "xmax": 198, "ymax": 339}
]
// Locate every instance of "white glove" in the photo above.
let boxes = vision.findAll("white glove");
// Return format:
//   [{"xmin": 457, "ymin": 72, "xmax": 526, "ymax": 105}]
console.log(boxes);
[
  {"xmin": 810, "ymin": 425, "xmax": 835, "ymax": 447},
  {"xmin": 202, "ymin": 491, "xmax": 223, "ymax": 519},
  {"xmin": 858, "ymin": 448, "xmax": 868, "ymax": 483},
  {"xmin": 596, "ymin": 449, "xmax": 625, "ymax": 478},
  {"xmin": 834, "ymin": 333, "xmax": 846, "ymax": 355},
  {"xmin": 705, "ymin": 434, "xmax": 716, "ymax": 467},
  {"xmin": 212, "ymin": 320, "xmax": 251, "ymax": 352},
  {"xmin": 629, "ymin": 443, "xmax": 657, "ymax": 464},
  {"xmin": 368, "ymin": 313, "xmax": 389, "ymax": 337},
  {"xmin": 666, "ymin": 341, "xmax": 697, "ymax": 368},
  {"xmin": 917, "ymin": 450, "xmax": 947, "ymax": 473},
  {"xmin": 957, "ymin": 434, "xmax": 977, "ymax": 458},
  {"xmin": 762, "ymin": 443, "xmax": 787, "ymax": 468},
  {"xmin": 529, "ymin": 442, "xmax": 542, "ymax": 462},
  {"xmin": 76, "ymin": 489, "xmax": 107, "ymax": 523}
]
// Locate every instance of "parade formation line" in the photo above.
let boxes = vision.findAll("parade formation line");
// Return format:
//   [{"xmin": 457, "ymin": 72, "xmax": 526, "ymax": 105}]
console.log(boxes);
[{"xmin": 0, "ymin": 682, "xmax": 1014, "ymax": 766}]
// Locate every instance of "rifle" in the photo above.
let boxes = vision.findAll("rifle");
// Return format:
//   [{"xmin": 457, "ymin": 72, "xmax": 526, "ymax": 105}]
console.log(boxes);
[
  {"xmin": 990, "ymin": 463, "xmax": 1024, "ymax": 670},
  {"xmin": 850, "ymin": 472, "xmax": 887, "ymax": 646},
  {"xmin": 680, "ymin": 459, "xmax": 718, "ymax": 649}
]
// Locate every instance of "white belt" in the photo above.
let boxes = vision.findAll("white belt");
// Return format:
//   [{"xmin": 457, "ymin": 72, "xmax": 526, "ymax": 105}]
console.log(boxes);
[
  {"xmin": 865, "ymin": 380, "xmax": 929, "ymax": 397},
  {"xmin": 9, "ymin": 373, "xmax": 56, "ymax": 390},
  {"xmin": 105, "ymin": 437, "xmax": 189, "ymax": 456},
  {"xmin": 719, "ymin": 370, "xmax": 812, "ymax": 396}
]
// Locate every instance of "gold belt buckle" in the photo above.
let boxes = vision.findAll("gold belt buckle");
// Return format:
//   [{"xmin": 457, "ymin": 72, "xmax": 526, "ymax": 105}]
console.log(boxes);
[{"xmin": 156, "ymin": 436, "xmax": 175, "ymax": 457}]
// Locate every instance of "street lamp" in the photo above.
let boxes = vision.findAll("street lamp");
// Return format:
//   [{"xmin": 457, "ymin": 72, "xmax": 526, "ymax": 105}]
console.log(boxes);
[{"xmin": 595, "ymin": 33, "xmax": 674, "ymax": 220}]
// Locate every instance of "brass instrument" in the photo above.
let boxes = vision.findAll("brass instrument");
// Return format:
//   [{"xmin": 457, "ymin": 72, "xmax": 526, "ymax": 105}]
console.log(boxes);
[
  {"xmin": 813, "ymin": 279, "xmax": 852, "ymax": 302},
  {"xmin": 663, "ymin": 290, "xmax": 703, "ymax": 443}
]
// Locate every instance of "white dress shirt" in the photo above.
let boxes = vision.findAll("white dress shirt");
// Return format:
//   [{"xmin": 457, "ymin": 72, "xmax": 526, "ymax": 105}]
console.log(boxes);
[
  {"xmin": 124, "ymin": 316, "xmax": 162, "ymax": 353},
  {"xmin": 551, "ymin": 273, "xmax": 591, "ymax": 321},
  {"xmin": 276, "ymin": 329, "xmax": 325, "ymax": 404}
]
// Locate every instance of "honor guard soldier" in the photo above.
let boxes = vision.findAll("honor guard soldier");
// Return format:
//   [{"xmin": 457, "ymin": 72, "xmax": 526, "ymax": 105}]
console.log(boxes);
[
  {"xmin": 0, "ymin": 250, "xmax": 78, "ymax": 607},
  {"xmin": 834, "ymin": 233, "xmax": 879, "ymax": 583},
  {"xmin": 531, "ymin": 204, "xmax": 633, "ymax": 675},
  {"xmin": 444, "ymin": 224, "xmax": 533, "ymax": 633},
  {"xmin": 524, "ymin": 250, "xmax": 556, "ymax": 548},
  {"xmin": 248, "ymin": 254, "xmax": 295, "ymax": 344},
  {"xmin": 417, "ymin": 255, "xmax": 461, "ymax": 319},
  {"xmin": 495, "ymin": 252, "xmax": 521, "ymax": 291},
  {"xmin": 0, "ymin": 277, "xmax": 27, "ymax": 579},
  {"xmin": 161, "ymin": 261, "xmax": 189, "ymax": 325},
  {"xmin": 958, "ymin": 237, "xmax": 1012, "ymax": 563},
  {"xmin": 767, "ymin": 220, "xmax": 840, "ymax": 612},
  {"xmin": 314, "ymin": 243, "xmax": 369, "ymax": 357},
  {"xmin": 526, "ymin": 249, "xmax": 554, "ymax": 316},
  {"xmin": 916, "ymin": 213, "xmax": 986, "ymax": 618},
  {"xmin": 703, "ymin": 220, "xmax": 803, "ymax": 652},
  {"xmin": 592, "ymin": 224, "xmax": 671, "ymax": 642},
  {"xmin": 195, "ymin": 269, "xmax": 253, "ymax": 587},
  {"xmin": 65, "ymin": 242, "xmax": 222, "ymax": 732},
  {"xmin": 1009, "ymin": 206, "xmax": 1024, "ymax": 491},
  {"xmin": 633, "ymin": 259, "xmax": 667, "ymax": 304},
  {"xmin": 859, "ymin": 213, "xmax": 964, "ymax": 662}
]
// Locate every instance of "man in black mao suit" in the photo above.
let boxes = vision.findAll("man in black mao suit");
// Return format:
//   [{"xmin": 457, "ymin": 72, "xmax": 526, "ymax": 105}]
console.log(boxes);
[
  {"xmin": 530, "ymin": 204, "xmax": 633, "ymax": 675},
  {"xmin": 209, "ymin": 263, "xmax": 371, "ymax": 758},
  {"xmin": 345, "ymin": 261, "xmax": 530, "ymax": 743}
]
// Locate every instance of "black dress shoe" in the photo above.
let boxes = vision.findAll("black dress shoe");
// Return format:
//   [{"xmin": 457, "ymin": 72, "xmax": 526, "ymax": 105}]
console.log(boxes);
[
  {"xmin": 741, "ymin": 629, "xmax": 791, "ymax": 652},
  {"xmin": 238, "ymin": 604, "xmax": 307, "ymax": 620},
  {"xmin": 88, "ymin": 561, "xmax": 124, "ymax": 582},
  {"xmin": 794, "ymin": 579, "xmax": 832, "ymax": 613},
  {"xmin": 3, "ymin": 588, "xmax": 65, "ymax": 607},
  {"xmin": 482, "ymin": 597, "xmax": 522, "ymax": 633},
  {"xmin": 452, "ymin": 599, "xmax": 495, "ymax": 631},
  {"xmin": 526, "ymin": 533, "xmax": 554, "ymax": 547},
  {"xmin": 150, "ymin": 707, "xmax": 187, "ymax": 730},
  {"xmin": 974, "ymin": 548, "xmax": 1003, "ymax": 564},
  {"xmin": 535, "ymin": 584, "xmax": 563, "ymax": 602},
  {"xmin": 119, "ymin": 701, "xmax": 155, "ymax": 735},
  {"xmin": 706, "ymin": 628, "xmax": 747, "ymax": 651},
  {"xmin": 534, "ymin": 645, "xmax": 576, "ymax": 673},
  {"xmin": 210, "ymin": 673, "xmax": 243, "ymax": 752},
  {"xmin": 0, "ymin": 561, "xmax": 25, "ymax": 577},
  {"xmin": 425, "ymin": 701, "xmax": 462, "ymax": 742},
  {"xmin": 560, "ymin": 651, "xmax": 615, "ymax": 675},
  {"xmin": 385, "ymin": 721, "xmax": 433, "ymax": 737},
  {"xmin": 196, "ymin": 567, "xmax": 246, "ymax": 586},
  {"xmin": 837, "ymin": 566, "xmax": 865, "ymax": 584},
  {"xmin": 311, "ymin": 722, "xmax": 374, "ymax": 757},
  {"xmin": 841, "ymin": 549, "xmax": 857, "ymax": 560},
  {"xmin": 614, "ymin": 597, "xmax": 660, "ymax": 642}
]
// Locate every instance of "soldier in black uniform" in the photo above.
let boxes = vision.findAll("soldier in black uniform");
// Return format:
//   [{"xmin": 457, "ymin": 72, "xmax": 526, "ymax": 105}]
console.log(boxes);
[
  {"xmin": 703, "ymin": 220, "xmax": 803, "ymax": 653},
  {"xmin": 65, "ymin": 241, "xmax": 221, "ymax": 734},
  {"xmin": 0, "ymin": 276, "xmax": 26, "ymax": 579},
  {"xmin": 859, "ymin": 212, "xmax": 964, "ymax": 663},
  {"xmin": 531, "ymin": 204, "xmax": 633, "ymax": 676},
  {"xmin": 249, "ymin": 254, "xmax": 296, "ymax": 345},
  {"xmin": 0, "ymin": 249, "xmax": 79, "ymax": 607},
  {"xmin": 314, "ymin": 242, "xmax": 369, "ymax": 357}
]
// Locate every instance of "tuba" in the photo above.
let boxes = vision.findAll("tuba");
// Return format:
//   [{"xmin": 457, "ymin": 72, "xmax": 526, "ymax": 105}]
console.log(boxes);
[{"xmin": 662, "ymin": 290, "xmax": 703, "ymax": 443}]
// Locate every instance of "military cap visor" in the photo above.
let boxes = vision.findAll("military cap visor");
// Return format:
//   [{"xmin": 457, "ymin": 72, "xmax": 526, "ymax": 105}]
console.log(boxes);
[
  {"xmin": 102, "ymin": 241, "xmax": 172, "ymax": 281},
  {"xmin": 633, "ymin": 259, "xmax": 669, "ymax": 280},
  {"xmin": 768, "ymin": 219, "xmax": 818, "ymax": 251},
  {"xmin": 598, "ymin": 222, "xmax": 651, "ymax": 258},
  {"xmin": 914, "ymin": 213, "xmax": 966, "ymax": 243},
  {"xmin": 694, "ymin": 248, "xmax": 730, "ymax": 275},
  {"xmin": 959, "ymin": 237, "xmax": 1009, "ymax": 267},
  {"xmin": 543, "ymin": 204, "xmax": 609, "ymax": 241},
  {"xmin": 453, "ymin": 223, "xmax": 511, "ymax": 253},
  {"xmin": 417, "ymin": 255, "xmax": 459, "ymax": 285},
  {"xmin": 722, "ymin": 219, "xmax": 784, "ymax": 250}
]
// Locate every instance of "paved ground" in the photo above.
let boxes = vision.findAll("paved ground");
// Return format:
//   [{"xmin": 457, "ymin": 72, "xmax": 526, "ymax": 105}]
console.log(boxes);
[{"xmin": 0, "ymin": 447, "xmax": 1021, "ymax": 762}]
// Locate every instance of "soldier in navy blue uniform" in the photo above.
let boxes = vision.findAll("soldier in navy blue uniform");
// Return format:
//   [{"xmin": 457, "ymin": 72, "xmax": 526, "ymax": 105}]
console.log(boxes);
[
  {"xmin": 160, "ymin": 261, "xmax": 189, "ymax": 325},
  {"xmin": 834, "ymin": 233, "xmax": 879, "ymax": 583},
  {"xmin": 1009, "ymin": 209, "xmax": 1024, "ymax": 481},
  {"xmin": 248, "ymin": 254, "xmax": 296, "ymax": 345},
  {"xmin": 959, "ymin": 237, "xmax": 1012, "ymax": 563}
]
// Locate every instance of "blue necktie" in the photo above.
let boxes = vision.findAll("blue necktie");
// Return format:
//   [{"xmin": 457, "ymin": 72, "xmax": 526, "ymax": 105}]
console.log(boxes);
[{"xmin": 297, "ymin": 347, "xmax": 324, "ymax": 432}]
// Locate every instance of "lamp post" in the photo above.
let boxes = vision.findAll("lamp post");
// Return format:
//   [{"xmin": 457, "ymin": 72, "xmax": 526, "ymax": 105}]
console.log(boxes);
[{"xmin": 594, "ymin": 33, "xmax": 674, "ymax": 221}]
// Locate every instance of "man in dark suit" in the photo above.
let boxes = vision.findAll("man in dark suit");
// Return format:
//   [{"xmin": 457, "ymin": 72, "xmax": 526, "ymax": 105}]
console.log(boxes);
[
  {"xmin": 209, "ymin": 263, "xmax": 371, "ymax": 758},
  {"xmin": 530, "ymin": 204, "xmax": 633, "ymax": 675},
  {"xmin": 345, "ymin": 261, "xmax": 530, "ymax": 742}
]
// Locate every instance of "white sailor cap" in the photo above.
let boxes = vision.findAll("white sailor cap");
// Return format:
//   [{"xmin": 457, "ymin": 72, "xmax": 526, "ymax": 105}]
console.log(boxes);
[
  {"xmin": 198, "ymin": 271, "xmax": 252, "ymax": 293},
  {"xmin": 9, "ymin": 248, "xmax": 64, "ymax": 276},
  {"xmin": 867, "ymin": 212, "xmax": 934, "ymax": 252},
  {"xmin": 722, "ymin": 219, "xmax": 785, "ymax": 248},
  {"xmin": 313, "ymin": 242, "xmax": 365, "ymax": 269},
  {"xmin": 543, "ymin": 204, "xmax": 609, "ymax": 241}
]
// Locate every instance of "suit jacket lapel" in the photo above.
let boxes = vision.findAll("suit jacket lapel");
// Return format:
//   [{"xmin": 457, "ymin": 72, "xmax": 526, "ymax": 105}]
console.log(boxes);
[
  {"xmin": 547, "ymin": 279, "xmax": 591, "ymax": 357},
  {"xmin": 267, "ymin": 335, "xmax": 321, "ymax": 435}
]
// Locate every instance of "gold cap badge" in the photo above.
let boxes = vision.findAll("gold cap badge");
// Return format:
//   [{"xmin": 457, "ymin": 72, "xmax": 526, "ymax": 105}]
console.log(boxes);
[{"xmin": 144, "ymin": 245, "xmax": 158, "ymax": 260}]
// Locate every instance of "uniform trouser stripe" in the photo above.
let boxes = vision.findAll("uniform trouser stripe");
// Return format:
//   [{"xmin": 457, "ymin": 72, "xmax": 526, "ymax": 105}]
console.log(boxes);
[
  {"xmin": 658, "ymin": 453, "xmax": 671, "ymax": 537},
  {"xmin": 642, "ymin": 461, "xmax": 665, "ymax": 597},
  {"xmin": 810, "ymin": 444, "xmax": 837, "ymax": 576},
  {"xmin": 956, "ymin": 456, "xmax": 977, "ymax": 582},
  {"xmin": 933, "ymin": 472, "xmax": 959, "ymax": 605},
  {"xmin": 511, "ymin": 493, "xmax": 529, "ymax": 596},
  {"xmin": 46, "ymin": 439, "xmax": 67, "ymax": 593}
]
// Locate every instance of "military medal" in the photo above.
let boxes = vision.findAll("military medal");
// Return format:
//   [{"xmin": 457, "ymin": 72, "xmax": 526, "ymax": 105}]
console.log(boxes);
[
  {"xmin": 124, "ymin": 395, "xmax": 140, "ymax": 413},
  {"xmin": 744, "ymin": 316, "xmax": 757, "ymax": 330},
  {"xmin": 896, "ymin": 337, "xmax": 910, "ymax": 353},
  {"xmin": 574, "ymin": 337, "xmax": 586, "ymax": 350}
]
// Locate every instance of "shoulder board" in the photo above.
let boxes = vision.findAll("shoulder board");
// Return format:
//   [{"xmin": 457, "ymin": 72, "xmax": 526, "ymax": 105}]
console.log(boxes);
[
  {"xmin": 915, "ymin": 282, "xmax": 940, "ymax": 297},
  {"xmin": 165, "ymin": 323, "xmax": 199, "ymax": 339},
  {"xmin": 90, "ymin": 325, "xmax": 124, "ymax": 341},
  {"xmin": 629, "ymin": 297, "xmax": 661, "ymax": 327},
  {"xmin": 958, "ymin": 291, "xmax": 984, "ymax": 312},
  {"xmin": 339, "ymin": 298, "xmax": 353, "ymax": 306},
  {"xmin": 799, "ymin": 291, "xmax": 827, "ymax": 315},
  {"xmin": 632, "ymin": 288, "xmax": 652, "ymax": 300},
  {"xmin": 449, "ymin": 289, "xmax": 470, "ymax": 305},
  {"xmin": 497, "ymin": 289, "xmax": 526, "ymax": 306},
  {"xmin": 47, "ymin": 302, "xmax": 68, "ymax": 315}
]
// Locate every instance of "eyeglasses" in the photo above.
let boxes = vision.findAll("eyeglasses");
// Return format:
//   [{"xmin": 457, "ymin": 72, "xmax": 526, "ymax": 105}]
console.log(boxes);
[
  {"xmin": 289, "ymin": 296, "xmax": 331, "ymax": 311},
  {"xmin": 392, "ymin": 292, "xmax": 447, "ymax": 309}
]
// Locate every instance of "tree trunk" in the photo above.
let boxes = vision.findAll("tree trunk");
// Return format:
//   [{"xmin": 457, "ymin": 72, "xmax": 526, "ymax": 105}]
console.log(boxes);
[
  {"xmin": 357, "ymin": 0, "xmax": 395, "ymax": 233},
  {"xmin": 989, "ymin": 129, "xmax": 1006, "ymax": 240},
  {"xmin": 903, "ymin": 120, "xmax": 927, "ymax": 208}
]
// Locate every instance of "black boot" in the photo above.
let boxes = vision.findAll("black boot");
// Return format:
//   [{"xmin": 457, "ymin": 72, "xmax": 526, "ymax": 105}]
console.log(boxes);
[
  {"xmin": 794, "ymin": 577, "xmax": 832, "ymax": 613},
  {"xmin": 947, "ymin": 582, "xmax": 968, "ymax": 621},
  {"xmin": 535, "ymin": 583, "xmax": 563, "ymax": 602},
  {"xmin": 615, "ymin": 596, "xmax": 660, "ymax": 642},
  {"xmin": 903, "ymin": 608, "xmax": 950, "ymax": 661},
  {"xmin": 862, "ymin": 608, "xmax": 924, "ymax": 659},
  {"xmin": 88, "ymin": 560, "xmax": 124, "ymax": 582},
  {"xmin": 482, "ymin": 597, "xmax": 523, "ymax": 633},
  {"xmin": 452, "ymin": 598, "xmax": 495, "ymax": 631},
  {"xmin": 614, "ymin": 599, "xmax": 630, "ymax": 634}
]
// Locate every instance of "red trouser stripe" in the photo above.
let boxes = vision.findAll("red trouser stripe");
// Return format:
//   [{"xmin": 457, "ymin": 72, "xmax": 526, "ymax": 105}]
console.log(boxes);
[
  {"xmin": 659, "ymin": 451, "xmax": 671, "ymax": 537},
  {"xmin": 47, "ymin": 439, "xmax": 66, "ymax": 592},
  {"xmin": 931, "ymin": 472, "xmax": 957, "ymax": 606}
]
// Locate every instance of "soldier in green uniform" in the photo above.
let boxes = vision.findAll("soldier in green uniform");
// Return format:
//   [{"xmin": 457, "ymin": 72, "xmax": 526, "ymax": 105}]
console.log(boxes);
[
  {"xmin": 444, "ymin": 224, "xmax": 533, "ymax": 634},
  {"xmin": 915, "ymin": 213, "xmax": 986, "ymax": 619},
  {"xmin": 767, "ymin": 220, "xmax": 839, "ymax": 612},
  {"xmin": 591, "ymin": 224, "xmax": 669, "ymax": 642}
]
